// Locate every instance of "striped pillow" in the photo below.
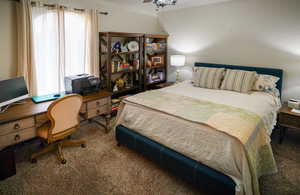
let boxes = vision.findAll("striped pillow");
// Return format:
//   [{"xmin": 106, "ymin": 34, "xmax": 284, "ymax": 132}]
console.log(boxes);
[
  {"xmin": 193, "ymin": 67, "xmax": 225, "ymax": 89},
  {"xmin": 220, "ymin": 69, "xmax": 257, "ymax": 93}
]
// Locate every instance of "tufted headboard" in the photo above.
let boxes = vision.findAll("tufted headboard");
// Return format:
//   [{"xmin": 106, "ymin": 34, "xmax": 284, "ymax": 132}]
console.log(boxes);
[{"xmin": 194, "ymin": 62, "xmax": 284, "ymax": 96}]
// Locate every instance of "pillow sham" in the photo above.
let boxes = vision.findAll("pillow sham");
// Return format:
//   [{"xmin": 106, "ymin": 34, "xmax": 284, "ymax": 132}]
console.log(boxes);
[
  {"xmin": 220, "ymin": 69, "xmax": 257, "ymax": 93},
  {"xmin": 253, "ymin": 74, "xmax": 280, "ymax": 91},
  {"xmin": 193, "ymin": 67, "xmax": 225, "ymax": 89}
]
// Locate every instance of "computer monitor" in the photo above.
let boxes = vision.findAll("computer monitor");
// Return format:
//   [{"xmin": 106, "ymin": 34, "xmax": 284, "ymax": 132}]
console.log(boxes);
[{"xmin": 0, "ymin": 77, "xmax": 29, "ymax": 108}]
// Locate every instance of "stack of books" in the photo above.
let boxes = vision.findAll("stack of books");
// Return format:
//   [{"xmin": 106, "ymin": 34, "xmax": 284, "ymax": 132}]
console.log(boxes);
[{"xmin": 111, "ymin": 95, "xmax": 130, "ymax": 116}]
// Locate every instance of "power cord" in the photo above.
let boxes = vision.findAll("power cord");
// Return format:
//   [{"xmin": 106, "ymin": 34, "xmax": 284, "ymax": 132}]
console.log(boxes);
[
  {"xmin": 0, "ymin": 105, "xmax": 10, "ymax": 113},
  {"xmin": 0, "ymin": 100, "xmax": 27, "ymax": 113}
]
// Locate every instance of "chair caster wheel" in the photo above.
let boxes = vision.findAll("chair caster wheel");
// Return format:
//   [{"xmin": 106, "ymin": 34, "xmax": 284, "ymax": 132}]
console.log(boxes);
[
  {"xmin": 31, "ymin": 158, "xmax": 37, "ymax": 163},
  {"xmin": 40, "ymin": 142, "xmax": 45, "ymax": 147},
  {"xmin": 81, "ymin": 144, "xmax": 86, "ymax": 148},
  {"xmin": 61, "ymin": 159, "xmax": 67, "ymax": 164}
]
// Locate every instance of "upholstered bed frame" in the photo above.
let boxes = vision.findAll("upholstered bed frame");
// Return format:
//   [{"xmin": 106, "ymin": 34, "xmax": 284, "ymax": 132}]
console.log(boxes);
[
  {"xmin": 195, "ymin": 62, "xmax": 283, "ymax": 95},
  {"xmin": 115, "ymin": 63, "xmax": 283, "ymax": 195}
]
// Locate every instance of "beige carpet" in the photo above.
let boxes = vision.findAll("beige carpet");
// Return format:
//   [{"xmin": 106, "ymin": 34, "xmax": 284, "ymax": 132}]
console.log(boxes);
[{"xmin": 1, "ymin": 119, "xmax": 300, "ymax": 195}]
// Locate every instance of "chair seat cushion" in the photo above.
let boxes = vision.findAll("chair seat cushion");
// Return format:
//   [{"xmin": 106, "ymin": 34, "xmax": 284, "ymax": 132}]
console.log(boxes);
[{"xmin": 37, "ymin": 121, "xmax": 76, "ymax": 142}]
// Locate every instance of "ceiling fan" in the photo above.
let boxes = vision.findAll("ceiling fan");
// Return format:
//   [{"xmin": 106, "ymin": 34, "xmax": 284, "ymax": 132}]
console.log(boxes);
[{"xmin": 143, "ymin": 0, "xmax": 177, "ymax": 8}]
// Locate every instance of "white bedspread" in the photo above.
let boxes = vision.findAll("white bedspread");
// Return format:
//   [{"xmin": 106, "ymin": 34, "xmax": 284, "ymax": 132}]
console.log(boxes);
[
  {"xmin": 115, "ymin": 81, "xmax": 280, "ymax": 195},
  {"xmin": 163, "ymin": 81, "xmax": 281, "ymax": 135}
]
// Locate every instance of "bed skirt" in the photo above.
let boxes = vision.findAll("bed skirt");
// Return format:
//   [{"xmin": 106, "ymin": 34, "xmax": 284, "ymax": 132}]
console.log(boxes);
[{"xmin": 116, "ymin": 125, "xmax": 236, "ymax": 195}]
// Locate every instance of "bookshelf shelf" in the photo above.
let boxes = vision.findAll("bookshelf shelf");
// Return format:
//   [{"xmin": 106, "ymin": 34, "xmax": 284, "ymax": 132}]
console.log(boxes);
[
  {"xmin": 111, "ymin": 70, "xmax": 137, "ymax": 75},
  {"xmin": 146, "ymin": 65, "xmax": 166, "ymax": 70},
  {"xmin": 101, "ymin": 51, "xmax": 139, "ymax": 56},
  {"xmin": 147, "ymin": 80, "xmax": 166, "ymax": 86},
  {"xmin": 113, "ymin": 86, "xmax": 139, "ymax": 95}
]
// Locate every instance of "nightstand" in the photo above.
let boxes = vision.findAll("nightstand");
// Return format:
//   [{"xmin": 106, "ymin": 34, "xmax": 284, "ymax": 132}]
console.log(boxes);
[{"xmin": 278, "ymin": 104, "xmax": 300, "ymax": 144}]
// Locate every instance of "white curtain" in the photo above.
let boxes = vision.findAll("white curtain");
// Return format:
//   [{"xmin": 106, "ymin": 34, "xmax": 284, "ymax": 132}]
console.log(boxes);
[
  {"xmin": 17, "ymin": 0, "xmax": 37, "ymax": 95},
  {"xmin": 31, "ymin": 4, "xmax": 61, "ymax": 95},
  {"xmin": 18, "ymin": 1, "xmax": 99, "ymax": 96},
  {"xmin": 86, "ymin": 9, "xmax": 100, "ymax": 77}
]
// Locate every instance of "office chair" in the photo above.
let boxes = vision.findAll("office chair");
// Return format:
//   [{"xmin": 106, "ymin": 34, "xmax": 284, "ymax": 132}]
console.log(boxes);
[{"xmin": 31, "ymin": 94, "xmax": 86, "ymax": 164}]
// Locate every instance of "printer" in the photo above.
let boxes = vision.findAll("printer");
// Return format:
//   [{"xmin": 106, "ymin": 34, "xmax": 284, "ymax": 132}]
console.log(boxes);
[{"xmin": 64, "ymin": 74, "xmax": 101, "ymax": 95}]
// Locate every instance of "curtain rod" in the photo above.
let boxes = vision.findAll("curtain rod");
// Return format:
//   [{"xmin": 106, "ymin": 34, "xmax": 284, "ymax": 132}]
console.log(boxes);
[{"xmin": 8, "ymin": 0, "xmax": 109, "ymax": 15}]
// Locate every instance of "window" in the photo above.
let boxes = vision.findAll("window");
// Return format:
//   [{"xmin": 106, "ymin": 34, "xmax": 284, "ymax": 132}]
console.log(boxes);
[{"xmin": 32, "ymin": 6, "xmax": 90, "ymax": 95}]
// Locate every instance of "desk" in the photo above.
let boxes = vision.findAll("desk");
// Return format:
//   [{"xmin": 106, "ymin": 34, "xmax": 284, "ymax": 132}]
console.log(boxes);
[{"xmin": 0, "ymin": 91, "xmax": 112, "ymax": 149}]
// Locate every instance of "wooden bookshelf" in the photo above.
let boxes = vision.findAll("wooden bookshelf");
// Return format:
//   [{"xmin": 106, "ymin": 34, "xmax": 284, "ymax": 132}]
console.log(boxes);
[
  {"xmin": 143, "ymin": 34, "xmax": 169, "ymax": 90},
  {"xmin": 99, "ymin": 32, "xmax": 169, "ymax": 96},
  {"xmin": 99, "ymin": 32, "xmax": 143, "ymax": 96}
]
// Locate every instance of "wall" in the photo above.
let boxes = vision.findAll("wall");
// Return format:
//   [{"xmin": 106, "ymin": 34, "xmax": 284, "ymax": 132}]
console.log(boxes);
[
  {"xmin": 0, "ymin": 0, "xmax": 162, "ymax": 80},
  {"xmin": 40, "ymin": 0, "xmax": 162, "ymax": 33},
  {"xmin": 158, "ymin": 0, "xmax": 300, "ymax": 101},
  {"xmin": 0, "ymin": 0, "xmax": 17, "ymax": 80}
]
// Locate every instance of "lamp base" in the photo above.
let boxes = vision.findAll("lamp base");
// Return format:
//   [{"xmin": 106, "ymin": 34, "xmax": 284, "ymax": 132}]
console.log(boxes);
[{"xmin": 175, "ymin": 70, "xmax": 180, "ymax": 83}]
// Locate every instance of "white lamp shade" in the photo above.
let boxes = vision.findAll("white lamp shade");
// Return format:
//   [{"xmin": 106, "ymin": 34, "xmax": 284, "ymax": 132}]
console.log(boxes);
[{"xmin": 170, "ymin": 55, "xmax": 186, "ymax": 67}]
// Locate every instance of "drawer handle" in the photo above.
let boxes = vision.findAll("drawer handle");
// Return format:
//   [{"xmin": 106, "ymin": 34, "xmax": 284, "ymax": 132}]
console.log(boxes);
[
  {"xmin": 14, "ymin": 134, "xmax": 21, "ymax": 141},
  {"xmin": 96, "ymin": 101, "xmax": 100, "ymax": 105},
  {"xmin": 97, "ymin": 110, "xmax": 100, "ymax": 114},
  {"xmin": 14, "ymin": 123, "xmax": 20, "ymax": 129}
]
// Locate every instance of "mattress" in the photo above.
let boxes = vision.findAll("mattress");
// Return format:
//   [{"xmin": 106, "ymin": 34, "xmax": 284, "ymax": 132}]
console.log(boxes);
[{"xmin": 115, "ymin": 81, "xmax": 280, "ymax": 195}]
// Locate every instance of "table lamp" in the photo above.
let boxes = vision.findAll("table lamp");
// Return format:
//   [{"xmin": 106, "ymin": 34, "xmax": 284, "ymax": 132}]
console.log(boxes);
[{"xmin": 170, "ymin": 55, "xmax": 186, "ymax": 83}]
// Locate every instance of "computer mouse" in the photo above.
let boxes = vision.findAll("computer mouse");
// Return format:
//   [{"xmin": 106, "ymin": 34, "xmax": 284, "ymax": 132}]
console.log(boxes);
[{"xmin": 54, "ymin": 94, "xmax": 61, "ymax": 98}]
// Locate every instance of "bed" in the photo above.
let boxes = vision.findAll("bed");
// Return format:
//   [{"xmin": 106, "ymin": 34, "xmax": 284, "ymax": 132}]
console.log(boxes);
[{"xmin": 115, "ymin": 63, "xmax": 283, "ymax": 195}]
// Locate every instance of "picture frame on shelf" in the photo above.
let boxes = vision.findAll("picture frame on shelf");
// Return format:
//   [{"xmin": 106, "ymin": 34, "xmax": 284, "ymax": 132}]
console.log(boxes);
[{"xmin": 151, "ymin": 55, "xmax": 164, "ymax": 67}]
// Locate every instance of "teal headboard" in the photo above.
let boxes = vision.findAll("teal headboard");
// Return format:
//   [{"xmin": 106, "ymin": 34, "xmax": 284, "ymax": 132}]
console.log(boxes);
[{"xmin": 195, "ymin": 62, "xmax": 284, "ymax": 95}]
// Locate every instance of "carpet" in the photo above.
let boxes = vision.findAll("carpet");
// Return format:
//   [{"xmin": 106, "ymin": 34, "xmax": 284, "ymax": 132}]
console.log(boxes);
[{"xmin": 0, "ymin": 119, "xmax": 300, "ymax": 195}]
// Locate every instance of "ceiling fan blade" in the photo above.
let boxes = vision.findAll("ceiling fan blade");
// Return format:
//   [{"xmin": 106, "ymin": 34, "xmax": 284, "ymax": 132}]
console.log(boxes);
[{"xmin": 143, "ymin": 0, "xmax": 153, "ymax": 3}]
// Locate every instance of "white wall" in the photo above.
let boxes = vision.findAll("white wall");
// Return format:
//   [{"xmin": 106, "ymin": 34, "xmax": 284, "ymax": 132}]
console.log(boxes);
[
  {"xmin": 0, "ymin": 0, "xmax": 17, "ymax": 80},
  {"xmin": 158, "ymin": 0, "xmax": 300, "ymax": 101},
  {"xmin": 0, "ymin": 0, "xmax": 163, "ymax": 80},
  {"xmin": 39, "ymin": 0, "xmax": 163, "ymax": 34}
]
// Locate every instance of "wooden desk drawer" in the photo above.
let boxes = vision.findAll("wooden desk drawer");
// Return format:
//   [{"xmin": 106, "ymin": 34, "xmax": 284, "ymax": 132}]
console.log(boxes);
[
  {"xmin": 85, "ymin": 106, "xmax": 109, "ymax": 119},
  {"xmin": 35, "ymin": 113, "xmax": 48, "ymax": 127},
  {"xmin": 279, "ymin": 113, "xmax": 300, "ymax": 128},
  {"xmin": 87, "ymin": 97, "xmax": 110, "ymax": 110},
  {"xmin": 0, "ymin": 117, "xmax": 35, "ymax": 136},
  {"xmin": 0, "ymin": 128, "xmax": 36, "ymax": 148}
]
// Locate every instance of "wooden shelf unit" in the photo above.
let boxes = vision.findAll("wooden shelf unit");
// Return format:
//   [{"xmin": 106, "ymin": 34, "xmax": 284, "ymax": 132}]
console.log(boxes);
[
  {"xmin": 99, "ymin": 32, "xmax": 144, "ymax": 96},
  {"xmin": 143, "ymin": 34, "xmax": 169, "ymax": 90},
  {"xmin": 99, "ymin": 32, "xmax": 169, "ymax": 95}
]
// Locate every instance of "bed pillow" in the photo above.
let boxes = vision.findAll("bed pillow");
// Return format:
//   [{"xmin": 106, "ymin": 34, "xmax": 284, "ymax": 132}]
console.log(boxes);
[
  {"xmin": 192, "ymin": 67, "xmax": 225, "ymax": 89},
  {"xmin": 253, "ymin": 74, "xmax": 280, "ymax": 91},
  {"xmin": 220, "ymin": 69, "xmax": 257, "ymax": 93}
]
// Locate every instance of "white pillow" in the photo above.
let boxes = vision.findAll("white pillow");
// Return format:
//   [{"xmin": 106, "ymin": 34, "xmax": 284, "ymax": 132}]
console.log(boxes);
[
  {"xmin": 253, "ymin": 74, "xmax": 280, "ymax": 91},
  {"xmin": 220, "ymin": 69, "xmax": 257, "ymax": 93},
  {"xmin": 193, "ymin": 67, "xmax": 225, "ymax": 89}
]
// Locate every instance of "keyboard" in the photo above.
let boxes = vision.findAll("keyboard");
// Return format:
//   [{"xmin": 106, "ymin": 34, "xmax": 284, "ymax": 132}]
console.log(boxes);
[{"xmin": 31, "ymin": 92, "xmax": 66, "ymax": 103}]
